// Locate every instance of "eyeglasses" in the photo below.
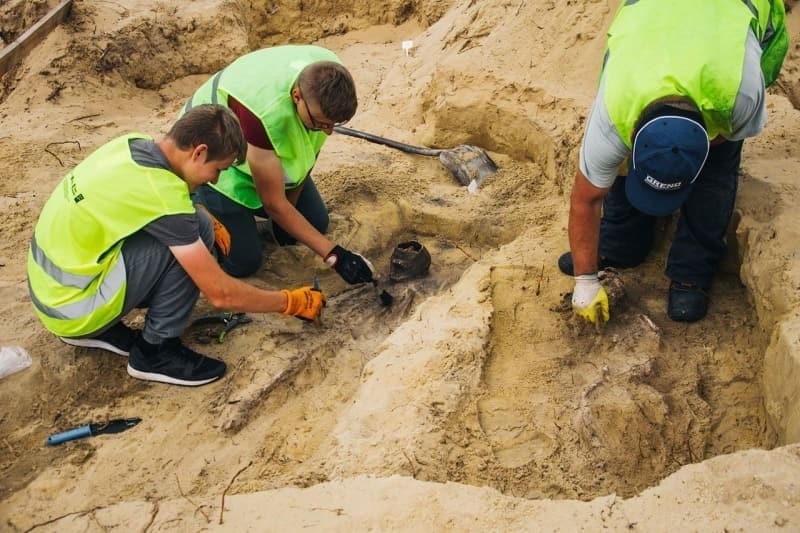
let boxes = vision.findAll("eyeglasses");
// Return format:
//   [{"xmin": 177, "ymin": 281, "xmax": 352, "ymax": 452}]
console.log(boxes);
[{"xmin": 300, "ymin": 92, "xmax": 344, "ymax": 131}]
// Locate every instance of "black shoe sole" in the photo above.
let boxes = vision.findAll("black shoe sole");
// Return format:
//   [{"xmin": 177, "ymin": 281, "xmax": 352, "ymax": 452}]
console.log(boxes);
[{"xmin": 667, "ymin": 307, "xmax": 708, "ymax": 323}]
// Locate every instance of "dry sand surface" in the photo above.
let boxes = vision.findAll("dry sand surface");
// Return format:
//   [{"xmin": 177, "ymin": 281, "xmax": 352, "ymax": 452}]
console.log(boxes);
[{"xmin": 2, "ymin": 0, "xmax": 800, "ymax": 531}]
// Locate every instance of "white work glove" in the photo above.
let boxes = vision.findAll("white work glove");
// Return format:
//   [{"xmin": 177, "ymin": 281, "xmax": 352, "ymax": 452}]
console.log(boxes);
[{"xmin": 572, "ymin": 273, "xmax": 610, "ymax": 326}]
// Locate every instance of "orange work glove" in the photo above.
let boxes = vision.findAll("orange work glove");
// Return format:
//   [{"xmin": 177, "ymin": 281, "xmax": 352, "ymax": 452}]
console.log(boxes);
[
  {"xmin": 281, "ymin": 286, "xmax": 326, "ymax": 321},
  {"xmin": 209, "ymin": 213, "xmax": 231, "ymax": 256},
  {"xmin": 196, "ymin": 204, "xmax": 231, "ymax": 256}
]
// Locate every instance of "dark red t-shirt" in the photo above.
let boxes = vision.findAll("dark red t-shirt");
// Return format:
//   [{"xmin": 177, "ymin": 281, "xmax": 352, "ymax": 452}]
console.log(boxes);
[{"xmin": 228, "ymin": 95, "xmax": 274, "ymax": 150}]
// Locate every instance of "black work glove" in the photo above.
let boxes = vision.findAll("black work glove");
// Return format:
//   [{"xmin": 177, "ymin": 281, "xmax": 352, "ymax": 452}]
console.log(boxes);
[{"xmin": 324, "ymin": 245, "xmax": 375, "ymax": 285}]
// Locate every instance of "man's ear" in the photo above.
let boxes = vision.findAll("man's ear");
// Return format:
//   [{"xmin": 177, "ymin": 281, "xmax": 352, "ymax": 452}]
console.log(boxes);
[
  {"xmin": 191, "ymin": 144, "xmax": 208, "ymax": 162},
  {"xmin": 291, "ymin": 86, "xmax": 301, "ymax": 104}
]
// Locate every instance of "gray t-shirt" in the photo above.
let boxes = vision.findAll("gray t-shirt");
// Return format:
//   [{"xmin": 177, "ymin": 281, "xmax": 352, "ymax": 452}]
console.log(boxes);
[
  {"xmin": 128, "ymin": 138, "xmax": 199, "ymax": 247},
  {"xmin": 579, "ymin": 30, "xmax": 766, "ymax": 189}
]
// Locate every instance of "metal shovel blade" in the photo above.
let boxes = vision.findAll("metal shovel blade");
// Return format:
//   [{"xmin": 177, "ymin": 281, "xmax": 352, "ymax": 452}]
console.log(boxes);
[
  {"xmin": 333, "ymin": 126, "xmax": 498, "ymax": 187},
  {"xmin": 438, "ymin": 144, "xmax": 498, "ymax": 187}
]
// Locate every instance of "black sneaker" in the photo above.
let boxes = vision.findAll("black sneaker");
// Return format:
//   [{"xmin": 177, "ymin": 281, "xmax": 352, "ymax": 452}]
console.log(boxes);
[
  {"xmin": 60, "ymin": 322, "xmax": 137, "ymax": 356},
  {"xmin": 667, "ymin": 281, "xmax": 710, "ymax": 322},
  {"xmin": 127, "ymin": 337, "xmax": 226, "ymax": 386}
]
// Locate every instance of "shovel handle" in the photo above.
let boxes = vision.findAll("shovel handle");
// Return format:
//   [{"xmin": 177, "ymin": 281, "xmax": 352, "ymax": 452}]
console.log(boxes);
[
  {"xmin": 47, "ymin": 425, "xmax": 91, "ymax": 446},
  {"xmin": 333, "ymin": 126, "xmax": 443, "ymax": 157}
]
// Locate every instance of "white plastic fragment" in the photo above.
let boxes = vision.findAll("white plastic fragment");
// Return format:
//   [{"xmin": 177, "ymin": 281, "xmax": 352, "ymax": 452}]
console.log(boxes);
[{"xmin": 0, "ymin": 346, "xmax": 32, "ymax": 379}]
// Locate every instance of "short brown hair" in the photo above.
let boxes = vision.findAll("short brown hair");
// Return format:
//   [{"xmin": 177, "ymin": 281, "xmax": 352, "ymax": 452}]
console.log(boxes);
[
  {"xmin": 168, "ymin": 104, "xmax": 247, "ymax": 165},
  {"xmin": 298, "ymin": 61, "xmax": 357, "ymax": 123}
]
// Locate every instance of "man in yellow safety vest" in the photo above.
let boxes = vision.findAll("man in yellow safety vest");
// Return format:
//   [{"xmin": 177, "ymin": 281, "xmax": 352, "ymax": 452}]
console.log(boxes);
[
  {"xmin": 28, "ymin": 105, "xmax": 325, "ymax": 386},
  {"xmin": 559, "ymin": 0, "xmax": 788, "ymax": 325}
]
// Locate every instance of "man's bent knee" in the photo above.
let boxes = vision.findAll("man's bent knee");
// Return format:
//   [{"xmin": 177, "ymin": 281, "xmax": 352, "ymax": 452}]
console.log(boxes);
[{"xmin": 223, "ymin": 253, "xmax": 262, "ymax": 278}]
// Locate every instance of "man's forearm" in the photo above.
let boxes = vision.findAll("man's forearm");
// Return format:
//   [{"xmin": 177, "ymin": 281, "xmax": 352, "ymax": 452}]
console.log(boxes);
[
  {"xmin": 569, "ymin": 211, "xmax": 601, "ymax": 275},
  {"xmin": 568, "ymin": 186, "xmax": 604, "ymax": 276}
]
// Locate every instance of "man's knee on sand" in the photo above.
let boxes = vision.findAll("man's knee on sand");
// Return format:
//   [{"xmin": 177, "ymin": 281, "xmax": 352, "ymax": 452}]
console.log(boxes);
[
  {"xmin": 224, "ymin": 208, "xmax": 331, "ymax": 277},
  {"xmin": 224, "ymin": 252, "xmax": 263, "ymax": 278}
]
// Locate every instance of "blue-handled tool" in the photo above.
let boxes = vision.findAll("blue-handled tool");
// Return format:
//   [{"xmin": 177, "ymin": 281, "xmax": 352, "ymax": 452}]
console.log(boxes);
[{"xmin": 46, "ymin": 417, "xmax": 142, "ymax": 446}]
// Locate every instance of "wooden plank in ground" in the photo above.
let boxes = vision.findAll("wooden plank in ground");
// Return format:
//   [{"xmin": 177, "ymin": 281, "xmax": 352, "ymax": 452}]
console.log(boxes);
[{"xmin": 0, "ymin": 0, "xmax": 73, "ymax": 76}]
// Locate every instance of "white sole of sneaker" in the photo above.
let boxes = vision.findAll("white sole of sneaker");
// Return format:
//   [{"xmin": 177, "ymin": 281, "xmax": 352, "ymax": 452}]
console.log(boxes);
[
  {"xmin": 60, "ymin": 337, "xmax": 129, "ymax": 356},
  {"xmin": 126, "ymin": 365, "xmax": 221, "ymax": 386}
]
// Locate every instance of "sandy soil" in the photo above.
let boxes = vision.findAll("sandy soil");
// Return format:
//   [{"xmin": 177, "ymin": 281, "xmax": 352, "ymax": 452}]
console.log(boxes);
[{"xmin": 1, "ymin": 0, "xmax": 800, "ymax": 531}]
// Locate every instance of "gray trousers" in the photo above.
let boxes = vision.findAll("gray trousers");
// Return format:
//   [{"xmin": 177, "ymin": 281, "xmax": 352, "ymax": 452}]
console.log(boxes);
[{"xmin": 112, "ymin": 210, "xmax": 214, "ymax": 344}]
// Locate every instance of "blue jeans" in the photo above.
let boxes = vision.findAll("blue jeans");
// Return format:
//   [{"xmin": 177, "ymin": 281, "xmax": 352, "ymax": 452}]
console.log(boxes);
[
  {"xmin": 193, "ymin": 178, "xmax": 329, "ymax": 278},
  {"xmin": 599, "ymin": 140, "xmax": 743, "ymax": 289}
]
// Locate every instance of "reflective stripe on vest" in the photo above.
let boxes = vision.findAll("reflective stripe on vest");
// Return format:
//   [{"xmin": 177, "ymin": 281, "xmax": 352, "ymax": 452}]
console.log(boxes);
[
  {"xmin": 29, "ymin": 234, "xmax": 95, "ymax": 290},
  {"xmin": 183, "ymin": 70, "xmax": 224, "ymax": 113},
  {"xmin": 740, "ymin": 0, "xmax": 788, "ymax": 87},
  {"xmin": 28, "ymin": 247, "xmax": 126, "ymax": 320},
  {"xmin": 742, "ymin": 0, "xmax": 773, "ymax": 42}
]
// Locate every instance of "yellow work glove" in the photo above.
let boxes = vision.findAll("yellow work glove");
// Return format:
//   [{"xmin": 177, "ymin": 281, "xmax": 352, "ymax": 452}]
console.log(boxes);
[
  {"xmin": 572, "ymin": 273, "xmax": 610, "ymax": 326},
  {"xmin": 281, "ymin": 287, "xmax": 326, "ymax": 321}
]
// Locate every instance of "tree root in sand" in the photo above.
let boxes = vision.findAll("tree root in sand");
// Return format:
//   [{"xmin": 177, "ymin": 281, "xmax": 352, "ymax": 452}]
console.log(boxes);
[{"xmin": 217, "ymin": 351, "xmax": 316, "ymax": 434}]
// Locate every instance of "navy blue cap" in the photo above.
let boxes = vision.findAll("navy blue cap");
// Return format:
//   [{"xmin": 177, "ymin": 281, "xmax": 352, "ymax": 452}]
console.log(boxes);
[{"xmin": 626, "ymin": 115, "xmax": 709, "ymax": 216}]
